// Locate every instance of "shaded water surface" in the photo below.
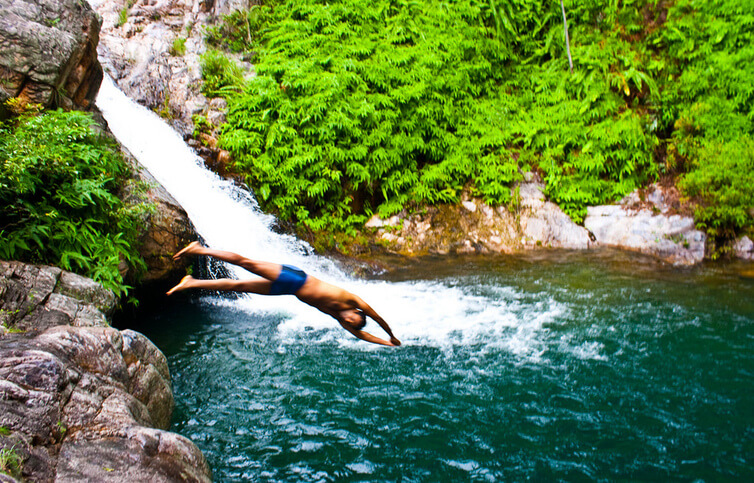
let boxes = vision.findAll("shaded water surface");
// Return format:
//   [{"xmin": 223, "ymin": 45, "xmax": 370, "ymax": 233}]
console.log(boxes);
[{"xmin": 128, "ymin": 251, "xmax": 754, "ymax": 481}]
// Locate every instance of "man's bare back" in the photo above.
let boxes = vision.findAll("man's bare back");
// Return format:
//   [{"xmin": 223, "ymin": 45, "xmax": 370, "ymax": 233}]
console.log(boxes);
[{"xmin": 168, "ymin": 242, "xmax": 401, "ymax": 347}]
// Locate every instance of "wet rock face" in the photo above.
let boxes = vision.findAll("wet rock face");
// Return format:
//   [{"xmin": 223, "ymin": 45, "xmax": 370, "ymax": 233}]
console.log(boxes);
[
  {"xmin": 135, "ymin": 173, "xmax": 197, "ymax": 284},
  {"xmin": 119, "ymin": 149, "xmax": 197, "ymax": 287},
  {"xmin": 93, "ymin": 0, "xmax": 211, "ymax": 136},
  {"xmin": 734, "ymin": 236, "xmax": 754, "ymax": 260},
  {"xmin": 0, "ymin": 261, "xmax": 212, "ymax": 482},
  {"xmin": 0, "ymin": 0, "xmax": 103, "ymax": 116},
  {"xmin": 365, "ymin": 180, "xmax": 594, "ymax": 257},
  {"xmin": 93, "ymin": 0, "xmax": 252, "ymax": 146}
]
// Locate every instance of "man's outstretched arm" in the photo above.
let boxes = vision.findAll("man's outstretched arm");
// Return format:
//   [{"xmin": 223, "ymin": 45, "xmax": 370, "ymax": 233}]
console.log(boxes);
[
  {"xmin": 338, "ymin": 321, "xmax": 398, "ymax": 347},
  {"xmin": 353, "ymin": 297, "xmax": 401, "ymax": 346}
]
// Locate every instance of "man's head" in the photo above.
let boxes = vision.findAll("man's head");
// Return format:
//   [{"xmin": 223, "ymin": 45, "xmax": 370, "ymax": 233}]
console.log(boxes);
[{"xmin": 340, "ymin": 308, "xmax": 367, "ymax": 330}]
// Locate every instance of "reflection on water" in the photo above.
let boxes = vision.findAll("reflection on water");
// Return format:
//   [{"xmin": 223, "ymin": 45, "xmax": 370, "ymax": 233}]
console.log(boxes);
[{"xmin": 127, "ymin": 250, "xmax": 754, "ymax": 482}]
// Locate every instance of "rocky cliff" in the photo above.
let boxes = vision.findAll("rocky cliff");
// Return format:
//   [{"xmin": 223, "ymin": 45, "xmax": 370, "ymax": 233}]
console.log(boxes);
[
  {"xmin": 0, "ymin": 260, "xmax": 211, "ymax": 482},
  {"xmin": 92, "ymin": 0, "xmax": 245, "ymax": 137},
  {"xmin": 114, "ymin": 141, "xmax": 197, "ymax": 292},
  {"xmin": 0, "ymin": 0, "xmax": 103, "ymax": 118}
]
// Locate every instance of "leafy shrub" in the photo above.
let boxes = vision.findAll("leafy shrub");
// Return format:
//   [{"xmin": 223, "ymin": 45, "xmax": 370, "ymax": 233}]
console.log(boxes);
[
  {"xmin": 200, "ymin": 49, "xmax": 246, "ymax": 97},
  {"xmin": 678, "ymin": 138, "xmax": 754, "ymax": 239},
  {"xmin": 653, "ymin": 0, "xmax": 754, "ymax": 241},
  {"xmin": 0, "ymin": 107, "xmax": 149, "ymax": 296}
]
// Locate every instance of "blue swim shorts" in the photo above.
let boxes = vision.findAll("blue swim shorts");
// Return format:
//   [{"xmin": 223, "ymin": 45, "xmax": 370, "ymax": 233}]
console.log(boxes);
[{"xmin": 269, "ymin": 265, "xmax": 308, "ymax": 295}]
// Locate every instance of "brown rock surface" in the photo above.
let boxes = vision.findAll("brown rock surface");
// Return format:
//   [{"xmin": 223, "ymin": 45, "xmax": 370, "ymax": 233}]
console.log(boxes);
[{"xmin": 0, "ymin": 0, "xmax": 103, "ymax": 116}]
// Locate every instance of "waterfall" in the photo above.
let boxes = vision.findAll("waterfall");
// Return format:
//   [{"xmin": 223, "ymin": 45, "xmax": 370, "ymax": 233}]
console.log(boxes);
[{"xmin": 96, "ymin": 76, "xmax": 568, "ymax": 355}]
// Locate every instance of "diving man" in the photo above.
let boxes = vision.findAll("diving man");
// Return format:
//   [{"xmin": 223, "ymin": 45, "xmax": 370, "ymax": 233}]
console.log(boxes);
[{"xmin": 167, "ymin": 242, "xmax": 401, "ymax": 347}]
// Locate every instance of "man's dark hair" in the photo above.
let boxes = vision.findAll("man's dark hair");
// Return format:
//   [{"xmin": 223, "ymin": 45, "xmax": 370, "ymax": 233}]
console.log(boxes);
[{"xmin": 354, "ymin": 309, "xmax": 367, "ymax": 330}]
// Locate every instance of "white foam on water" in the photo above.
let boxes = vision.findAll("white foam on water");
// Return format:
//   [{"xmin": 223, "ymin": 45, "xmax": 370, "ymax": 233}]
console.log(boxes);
[{"xmin": 96, "ymin": 76, "xmax": 586, "ymax": 359}]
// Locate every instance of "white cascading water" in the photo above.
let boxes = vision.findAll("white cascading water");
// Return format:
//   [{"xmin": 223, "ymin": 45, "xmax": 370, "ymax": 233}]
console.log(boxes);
[{"xmin": 96, "ymin": 76, "xmax": 576, "ymax": 356}]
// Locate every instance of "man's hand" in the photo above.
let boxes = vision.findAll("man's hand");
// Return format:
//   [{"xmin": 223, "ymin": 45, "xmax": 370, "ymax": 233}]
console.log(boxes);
[{"xmin": 389, "ymin": 337, "xmax": 402, "ymax": 346}]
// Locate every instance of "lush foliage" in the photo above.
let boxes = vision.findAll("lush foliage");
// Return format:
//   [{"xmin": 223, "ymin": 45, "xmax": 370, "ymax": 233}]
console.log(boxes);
[
  {"xmin": 486, "ymin": 0, "xmax": 661, "ymax": 222},
  {"xmin": 0, "ymin": 108, "xmax": 149, "ymax": 296},
  {"xmin": 207, "ymin": 0, "xmax": 752, "ymax": 243},
  {"xmin": 678, "ymin": 139, "xmax": 754, "ymax": 239},
  {"xmin": 220, "ymin": 0, "xmax": 521, "ymax": 235},
  {"xmin": 656, "ymin": 0, "xmax": 754, "ymax": 241}
]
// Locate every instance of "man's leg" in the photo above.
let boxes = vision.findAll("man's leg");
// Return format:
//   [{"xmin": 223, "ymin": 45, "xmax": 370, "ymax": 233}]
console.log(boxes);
[
  {"xmin": 174, "ymin": 242, "xmax": 282, "ymax": 280},
  {"xmin": 167, "ymin": 275, "xmax": 272, "ymax": 296}
]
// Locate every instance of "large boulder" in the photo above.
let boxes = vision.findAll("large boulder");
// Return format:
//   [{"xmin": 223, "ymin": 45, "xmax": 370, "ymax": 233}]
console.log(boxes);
[
  {"xmin": 733, "ymin": 236, "xmax": 754, "ymax": 260},
  {"xmin": 517, "ymin": 181, "xmax": 594, "ymax": 250},
  {"xmin": 0, "ymin": 261, "xmax": 211, "ymax": 482},
  {"xmin": 0, "ymin": 261, "xmax": 116, "ymax": 333},
  {"xmin": 584, "ymin": 184, "xmax": 707, "ymax": 265},
  {"xmin": 133, "ymin": 167, "xmax": 197, "ymax": 285},
  {"xmin": 0, "ymin": 0, "xmax": 103, "ymax": 117}
]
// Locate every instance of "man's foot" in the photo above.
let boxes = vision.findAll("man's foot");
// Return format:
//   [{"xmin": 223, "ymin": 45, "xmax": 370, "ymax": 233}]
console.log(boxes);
[
  {"xmin": 166, "ymin": 275, "xmax": 196, "ymax": 295},
  {"xmin": 173, "ymin": 241, "xmax": 202, "ymax": 261}
]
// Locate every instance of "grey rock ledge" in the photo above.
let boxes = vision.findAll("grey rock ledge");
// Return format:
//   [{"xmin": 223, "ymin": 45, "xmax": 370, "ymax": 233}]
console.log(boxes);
[{"xmin": 0, "ymin": 260, "xmax": 211, "ymax": 482}]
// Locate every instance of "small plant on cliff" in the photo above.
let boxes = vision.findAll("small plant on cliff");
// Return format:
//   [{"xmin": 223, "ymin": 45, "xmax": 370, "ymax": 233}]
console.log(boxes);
[
  {"xmin": 199, "ymin": 49, "xmax": 245, "ymax": 97},
  {"xmin": 204, "ymin": 5, "xmax": 273, "ymax": 53},
  {"xmin": 0, "ymin": 105, "xmax": 149, "ymax": 296},
  {"xmin": 116, "ymin": 1, "xmax": 134, "ymax": 28},
  {"xmin": 0, "ymin": 445, "xmax": 21, "ymax": 478},
  {"xmin": 170, "ymin": 37, "xmax": 187, "ymax": 56}
]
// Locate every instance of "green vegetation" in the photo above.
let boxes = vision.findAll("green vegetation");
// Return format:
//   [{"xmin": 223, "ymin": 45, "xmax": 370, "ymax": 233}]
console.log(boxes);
[
  {"xmin": 116, "ymin": 1, "xmax": 132, "ymax": 28},
  {"xmin": 170, "ymin": 37, "xmax": 187, "ymax": 56},
  {"xmin": 199, "ymin": 49, "xmax": 246, "ymax": 98},
  {"xmin": 657, "ymin": 0, "xmax": 754, "ymax": 248},
  {"xmin": 0, "ymin": 105, "xmax": 149, "ymax": 296},
  {"xmin": 0, "ymin": 445, "xmax": 21, "ymax": 478},
  {"xmin": 204, "ymin": 6, "xmax": 271, "ymax": 54},
  {"xmin": 204, "ymin": 0, "xmax": 752, "ymax": 248}
]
